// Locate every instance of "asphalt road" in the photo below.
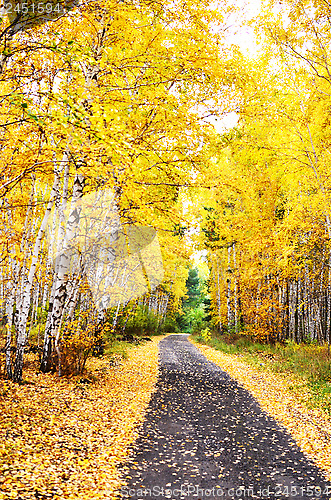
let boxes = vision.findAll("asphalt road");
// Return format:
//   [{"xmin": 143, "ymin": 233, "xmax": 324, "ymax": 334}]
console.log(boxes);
[{"xmin": 120, "ymin": 334, "xmax": 331, "ymax": 500}]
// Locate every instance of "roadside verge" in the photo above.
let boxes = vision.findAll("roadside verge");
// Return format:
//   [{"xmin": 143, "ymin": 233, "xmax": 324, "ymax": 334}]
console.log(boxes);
[
  {"xmin": 0, "ymin": 337, "xmax": 162, "ymax": 500},
  {"xmin": 190, "ymin": 337, "xmax": 331, "ymax": 483}
]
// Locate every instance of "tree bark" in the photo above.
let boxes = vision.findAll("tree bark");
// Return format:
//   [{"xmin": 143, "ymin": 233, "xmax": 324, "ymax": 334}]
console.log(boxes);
[
  {"xmin": 40, "ymin": 172, "xmax": 85, "ymax": 373},
  {"xmin": 12, "ymin": 170, "xmax": 60, "ymax": 383}
]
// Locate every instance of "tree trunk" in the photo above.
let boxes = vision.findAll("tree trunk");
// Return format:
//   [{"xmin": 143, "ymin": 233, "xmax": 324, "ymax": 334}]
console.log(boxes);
[
  {"xmin": 12, "ymin": 170, "xmax": 60, "ymax": 383},
  {"xmin": 5, "ymin": 295, "xmax": 14, "ymax": 379},
  {"xmin": 215, "ymin": 258, "xmax": 222, "ymax": 333},
  {"xmin": 233, "ymin": 243, "xmax": 238, "ymax": 333},
  {"xmin": 40, "ymin": 172, "xmax": 85, "ymax": 373},
  {"xmin": 227, "ymin": 245, "xmax": 232, "ymax": 329}
]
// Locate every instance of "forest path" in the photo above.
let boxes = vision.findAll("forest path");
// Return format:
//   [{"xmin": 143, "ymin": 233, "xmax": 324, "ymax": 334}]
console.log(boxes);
[{"xmin": 120, "ymin": 335, "xmax": 331, "ymax": 499}]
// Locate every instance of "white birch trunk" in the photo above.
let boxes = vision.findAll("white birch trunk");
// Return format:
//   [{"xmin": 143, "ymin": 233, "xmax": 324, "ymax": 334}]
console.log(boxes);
[
  {"xmin": 13, "ymin": 169, "xmax": 60, "ymax": 382},
  {"xmin": 40, "ymin": 172, "xmax": 85, "ymax": 373},
  {"xmin": 227, "ymin": 245, "xmax": 232, "ymax": 329},
  {"xmin": 233, "ymin": 243, "xmax": 238, "ymax": 333},
  {"xmin": 215, "ymin": 258, "xmax": 222, "ymax": 333}
]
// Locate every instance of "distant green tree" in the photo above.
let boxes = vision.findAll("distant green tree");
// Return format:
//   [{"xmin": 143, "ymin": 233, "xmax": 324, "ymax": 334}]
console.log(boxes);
[
  {"xmin": 178, "ymin": 268, "xmax": 209, "ymax": 333},
  {"xmin": 185, "ymin": 268, "xmax": 201, "ymax": 309}
]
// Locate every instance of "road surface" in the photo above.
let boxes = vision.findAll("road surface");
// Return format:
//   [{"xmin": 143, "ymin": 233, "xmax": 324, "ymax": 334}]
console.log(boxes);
[{"xmin": 120, "ymin": 334, "xmax": 331, "ymax": 499}]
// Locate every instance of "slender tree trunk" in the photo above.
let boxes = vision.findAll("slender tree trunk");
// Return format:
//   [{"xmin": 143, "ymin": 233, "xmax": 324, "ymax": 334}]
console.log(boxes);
[
  {"xmin": 40, "ymin": 172, "xmax": 85, "ymax": 373},
  {"xmin": 288, "ymin": 281, "xmax": 296, "ymax": 341},
  {"xmin": 233, "ymin": 243, "xmax": 238, "ymax": 333},
  {"xmin": 215, "ymin": 258, "xmax": 222, "ymax": 333},
  {"xmin": 227, "ymin": 245, "xmax": 232, "ymax": 329},
  {"xmin": 112, "ymin": 300, "xmax": 121, "ymax": 330},
  {"xmin": 5, "ymin": 294, "xmax": 14, "ymax": 379},
  {"xmin": 327, "ymin": 260, "xmax": 331, "ymax": 355},
  {"xmin": 254, "ymin": 281, "xmax": 261, "ymax": 328},
  {"xmin": 12, "ymin": 170, "xmax": 60, "ymax": 383}
]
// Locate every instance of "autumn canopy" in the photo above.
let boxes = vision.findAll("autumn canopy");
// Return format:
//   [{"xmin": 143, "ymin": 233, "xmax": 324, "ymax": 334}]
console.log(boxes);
[{"xmin": 1, "ymin": 0, "xmax": 331, "ymax": 382}]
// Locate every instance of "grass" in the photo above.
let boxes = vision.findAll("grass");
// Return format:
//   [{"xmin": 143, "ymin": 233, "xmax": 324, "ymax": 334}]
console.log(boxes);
[
  {"xmin": 193, "ymin": 333, "xmax": 331, "ymax": 415},
  {"xmin": 104, "ymin": 337, "xmax": 156, "ymax": 364},
  {"xmin": 104, "ymin": 340, "xmax": 134, "ymax": 360}
]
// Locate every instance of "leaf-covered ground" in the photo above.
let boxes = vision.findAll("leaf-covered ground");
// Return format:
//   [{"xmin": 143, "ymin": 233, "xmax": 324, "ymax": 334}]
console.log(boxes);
[
  {"xmin": 0, "ymin": 338, "xmax": 161, "ymax": 500},
  {"xmin": 192, "ymin": 339, "xmax": 331, "ymax": 484},
  {"xmin": 121, "ymin": 334, "xmax": 331, "ymax": 499}
]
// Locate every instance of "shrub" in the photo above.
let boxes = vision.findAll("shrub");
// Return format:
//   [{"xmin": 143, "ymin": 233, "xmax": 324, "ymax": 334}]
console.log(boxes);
[
  {"xmin": 122, "ymin": 305, "xmax": 158, "ymax": 337},
  {"xmin": 201, "ymin": 327, "xmax": 211, "ymax": 343},
  {"xmin": 160, "ymin": 315, "xmax": 180, "ymax": 333},
  {"xmin": 59, "ymin": 312, "xmax": 100, "ymax": 376}
]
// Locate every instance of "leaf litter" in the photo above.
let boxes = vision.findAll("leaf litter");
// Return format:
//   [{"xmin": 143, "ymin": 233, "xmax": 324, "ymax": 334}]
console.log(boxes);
[{"xmin": 0, "ymin": 337, "xmax": 161, "ymax": 500}]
